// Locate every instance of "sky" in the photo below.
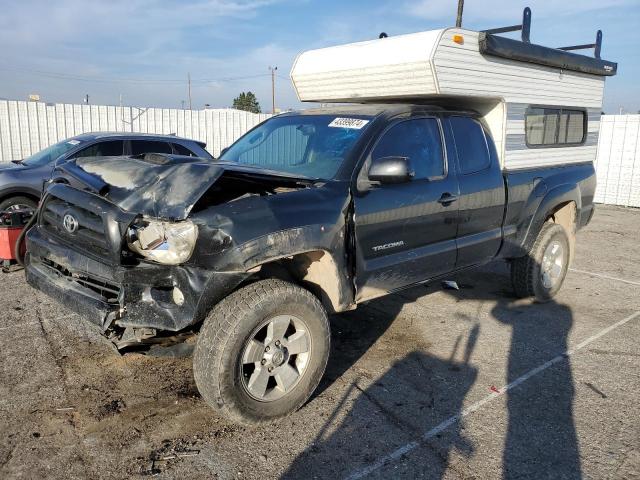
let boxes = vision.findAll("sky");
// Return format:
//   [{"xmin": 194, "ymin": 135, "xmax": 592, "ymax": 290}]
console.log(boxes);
[{"xmin": 0, "ymin": 0, "xmax": 638, "ymax": 114}]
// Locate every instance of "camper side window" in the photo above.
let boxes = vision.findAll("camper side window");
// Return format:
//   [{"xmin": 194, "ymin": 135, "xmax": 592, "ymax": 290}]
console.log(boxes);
[{"xmin": 525, "ymin": 108, "xmax": 586, "ymax": 147}]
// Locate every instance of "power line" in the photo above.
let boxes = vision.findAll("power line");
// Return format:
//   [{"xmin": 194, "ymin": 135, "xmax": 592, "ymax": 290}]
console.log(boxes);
[{"xmin": 0, "ymin": 62, "xmax": 272, "ymax": 85}]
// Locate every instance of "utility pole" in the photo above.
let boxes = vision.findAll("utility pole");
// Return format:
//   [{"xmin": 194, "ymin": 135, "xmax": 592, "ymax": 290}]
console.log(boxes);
[
  {"xmin": 269, "ymin": 66, "xmax": 278, "ymax": 114},
  {"xmin": 188, "ymin": 73, "xmax": 192, "ymax": 110}
]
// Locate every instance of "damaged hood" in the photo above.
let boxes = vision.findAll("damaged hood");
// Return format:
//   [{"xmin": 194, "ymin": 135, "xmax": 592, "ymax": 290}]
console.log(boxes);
[
  {"xmin": 59, "ymin": 155, "xmax": 315, "ymax": 221},
  {"xmin": 61, "ymin": 156, "xmax": 224, "ymax": 220}
]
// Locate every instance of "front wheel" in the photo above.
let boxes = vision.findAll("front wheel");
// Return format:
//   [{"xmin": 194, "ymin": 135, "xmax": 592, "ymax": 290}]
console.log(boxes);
[
  {"xmin": 193, "ymin": 279, "xmax": 330, "ymax": 425},
  {"xmin": 511, "ymin": 222, "xmax": 571, "ymax": 302}
]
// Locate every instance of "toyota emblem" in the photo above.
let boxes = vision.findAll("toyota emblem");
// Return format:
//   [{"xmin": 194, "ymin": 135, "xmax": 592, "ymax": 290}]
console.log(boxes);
[{"xmin": 63, "ymin": 213, "xmax": 79, "ymax": 234}]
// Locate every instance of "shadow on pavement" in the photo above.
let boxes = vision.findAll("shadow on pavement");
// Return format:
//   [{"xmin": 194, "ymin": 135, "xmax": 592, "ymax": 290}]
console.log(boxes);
[{"xmin": 284, "ymin": 261, "xmax": 581, "ymax": 479}]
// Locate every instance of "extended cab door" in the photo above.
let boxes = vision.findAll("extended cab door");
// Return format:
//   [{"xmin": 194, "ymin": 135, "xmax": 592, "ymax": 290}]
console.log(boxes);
[
  {"xmin": 353, "ymin": 116, "xmax": 460, "ymax": 302},
  {"xmin": 446, "ymin": 116, "xmax": 506, "ymax": 268}
]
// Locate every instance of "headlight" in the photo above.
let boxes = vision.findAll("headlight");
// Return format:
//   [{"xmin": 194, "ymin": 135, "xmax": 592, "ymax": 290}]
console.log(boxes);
[{"xmin": 127, "ymin": 219, "xmax": 198, "ymax": 265}]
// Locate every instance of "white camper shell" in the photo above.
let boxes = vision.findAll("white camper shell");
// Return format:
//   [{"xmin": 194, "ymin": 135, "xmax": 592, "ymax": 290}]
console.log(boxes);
[{"xmin": 290, "ymin": 16, "xmax": 617, "ymax": 171}]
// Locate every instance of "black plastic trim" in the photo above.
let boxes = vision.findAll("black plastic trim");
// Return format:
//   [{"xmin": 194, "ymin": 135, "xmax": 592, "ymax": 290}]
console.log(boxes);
[{"xmin": 479, "ymin": 33, "xmax": 617, "ymax": 77}]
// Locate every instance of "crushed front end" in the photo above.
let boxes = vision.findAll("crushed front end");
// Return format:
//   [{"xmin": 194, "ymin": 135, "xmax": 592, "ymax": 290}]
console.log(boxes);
[{"xmin": 25, "ymin": 183, "xmax": 246, "ymax": 341}]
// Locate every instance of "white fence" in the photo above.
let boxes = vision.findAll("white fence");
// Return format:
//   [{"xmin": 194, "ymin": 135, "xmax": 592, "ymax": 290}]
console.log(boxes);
[
  {"xmin": 594, "ymin": 115, "xmax": 640, "ymax": 207},
  {"xmin": 0, "ymin": 100, "xmax": 271, "ymax": 160},
  {"xmin": 0, "ymin": 101, "xmax": 639, "ymax": 208}
]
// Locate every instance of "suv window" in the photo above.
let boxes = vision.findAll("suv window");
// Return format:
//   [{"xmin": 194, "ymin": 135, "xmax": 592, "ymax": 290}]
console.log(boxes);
[
  {"xmin": 172, "ymin": 143, "xmax": 197, "ymax": 156},
  {"xmin": 450, "ymin": 117, "xmax": 491, "ymax": 174},
  {"xmin": 372, "ymin": 118, "xmax": 444, "ymax": 180},
  {"xmin": 131, "ymin": 140, "xmax": 173, "ymax": 155},
  {"xmin": 74, "ymin": 140, "xmax": 124, "ymax": 158}
]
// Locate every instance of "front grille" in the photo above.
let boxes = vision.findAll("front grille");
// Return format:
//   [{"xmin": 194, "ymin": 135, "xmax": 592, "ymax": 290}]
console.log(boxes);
[
  {"xmin": 40, "ymin": 258, "xmax": 121, "ymax": 303},
  {"xmin": 41, "ymin": 196, "xmax": 111, "ymax": 258}
]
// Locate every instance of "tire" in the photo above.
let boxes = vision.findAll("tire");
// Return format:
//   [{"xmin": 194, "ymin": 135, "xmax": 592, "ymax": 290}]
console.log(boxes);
[
  {"xmin": 193, "ymin": 279, "xmax": 330, "ymax": 425},
  {"xmin": 511, "ymin": 222, "xmax": 571, "ymax": 302},
  {"xmin": 0, "ymin": 196, "xmax": 37, "ymax": 212}
]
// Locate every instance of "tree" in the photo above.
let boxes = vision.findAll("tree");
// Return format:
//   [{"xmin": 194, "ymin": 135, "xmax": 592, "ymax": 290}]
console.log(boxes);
[{"xmin": 232, "ymin": 92, "xmax": 261, "ymax": 113}]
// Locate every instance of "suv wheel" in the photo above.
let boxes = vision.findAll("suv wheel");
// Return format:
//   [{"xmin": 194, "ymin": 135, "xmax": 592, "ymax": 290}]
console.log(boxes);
[
  {"xmin": 193, "ymin": 279, "xmax": 330, "ymax": 424},
  {"xmin": 0, "ymin": 196, "xmax": 37, "ymax": 212},
  {"xmin": 511, "ymin": 222, "xmax": 571, "ymax": 302}
]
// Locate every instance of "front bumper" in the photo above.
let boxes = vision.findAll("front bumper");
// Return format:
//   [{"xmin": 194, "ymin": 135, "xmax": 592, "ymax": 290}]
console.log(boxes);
[{"xmin": 25, "ymin": 226, "xmax": 248, "ymax": 331}]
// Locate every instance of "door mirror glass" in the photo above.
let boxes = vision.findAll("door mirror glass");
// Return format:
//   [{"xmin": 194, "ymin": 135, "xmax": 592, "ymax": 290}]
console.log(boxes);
[{"xmin": 368, "ymin": 156, "xmax": 413, "ymax": 184}]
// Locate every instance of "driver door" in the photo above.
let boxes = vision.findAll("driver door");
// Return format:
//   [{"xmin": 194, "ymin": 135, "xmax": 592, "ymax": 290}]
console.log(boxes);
[{"xmin": 353, "ymin": 117, "xmax": 460, "ymax": 302}]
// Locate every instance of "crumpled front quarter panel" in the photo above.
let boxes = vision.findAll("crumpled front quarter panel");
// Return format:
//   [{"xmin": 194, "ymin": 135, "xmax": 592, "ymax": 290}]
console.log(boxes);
[{"xmin": 191, "ymin": 182, "xmax": 351, "ymax": 270}]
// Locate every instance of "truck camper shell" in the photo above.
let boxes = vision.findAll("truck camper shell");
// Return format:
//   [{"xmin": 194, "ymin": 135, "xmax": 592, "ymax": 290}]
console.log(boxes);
[{"xmin": 290, "ymin": 8, "xmax": 617, "ymax": 171}]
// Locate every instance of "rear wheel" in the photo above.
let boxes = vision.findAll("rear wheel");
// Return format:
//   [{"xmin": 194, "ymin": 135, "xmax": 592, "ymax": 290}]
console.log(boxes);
[
  {"xmin": 511, "ymin": 222, "xmax": 570, "ymax": 302},
  {"xmin": 193, "ymin": 279, "xmax": 330, "ymax": 424},
  {"xmin": 0, "ymin": 196, "xmax": 37, "ymax": 212}
]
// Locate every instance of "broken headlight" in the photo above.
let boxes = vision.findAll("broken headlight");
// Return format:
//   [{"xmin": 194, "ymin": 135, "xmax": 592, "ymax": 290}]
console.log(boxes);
[{"xmin": 127, "ymin": 219, "xmax": 198, "ymax": 265}]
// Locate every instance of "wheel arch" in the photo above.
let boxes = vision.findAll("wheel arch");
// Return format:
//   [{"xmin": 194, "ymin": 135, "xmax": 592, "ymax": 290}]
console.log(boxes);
[
  {"xmin": 0, "ymin": 187, "xmax": 41, "ymax": 207},
  {"xmin": 248, "ymin": 249, "xmax": 354, "ymax": 314},
  {"xmin": 516, "ymin": 183, "xmax": 581, "ymax": 258}
]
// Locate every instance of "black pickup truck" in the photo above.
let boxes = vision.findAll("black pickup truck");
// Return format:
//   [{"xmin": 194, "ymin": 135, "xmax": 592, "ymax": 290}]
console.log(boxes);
[{"xmin": 24, "ymin": 104, "xmax": 596, "ymax": 424}]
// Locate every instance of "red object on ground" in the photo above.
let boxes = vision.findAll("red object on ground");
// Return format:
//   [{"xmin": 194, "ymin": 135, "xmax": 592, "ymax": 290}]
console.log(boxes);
[
  {"xmin": 0, "ymin": 209, "xmax": 33, "ymax": 262},
  {"xmin": 0, "ymin": 227, "xmax": 23, "ymax": 260}
]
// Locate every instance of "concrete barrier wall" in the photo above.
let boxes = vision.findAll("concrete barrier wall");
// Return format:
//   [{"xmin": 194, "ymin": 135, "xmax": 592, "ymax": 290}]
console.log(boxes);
[
  {"xmin": 594, "ymin": 114, "xmax": 640, "ymax": 207},
  {"xmin": 0, "ymin": 100, "xmax": 271, "ymax": 160}
]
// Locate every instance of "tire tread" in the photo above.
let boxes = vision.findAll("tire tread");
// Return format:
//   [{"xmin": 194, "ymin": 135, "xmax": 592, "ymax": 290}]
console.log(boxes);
[
  {"xmin": 193, "ymin": 279, "xmax": 329, "ymax": 425},
  {"xmin": 511, "ymin": 222, "xmax": 570, "ymax": 302}
]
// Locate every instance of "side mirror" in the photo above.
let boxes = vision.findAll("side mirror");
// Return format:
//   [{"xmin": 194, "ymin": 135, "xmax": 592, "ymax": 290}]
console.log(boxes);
[
  {"xmin": 219, "ymin": 147, "xmax": 229, "ymax": 157},
  {"xmin": 368, "ymin": 156, "xmax": 414, "ymax": 184}
]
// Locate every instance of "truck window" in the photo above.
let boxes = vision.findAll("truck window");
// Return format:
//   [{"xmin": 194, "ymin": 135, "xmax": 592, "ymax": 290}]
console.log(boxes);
[
  {"xmin": 219, "ymin": 114, "xmax": 370, "ymax": 180},
  {"xmin": 526, "ymin": 108, "xmax": 585, "ymax": 146},
  {"xmin": 238, "ymin": 124, "xmax": 310, "ymax": 167},
  {"xmin": 72, "ymin": 140, "xmax": 124, "ymax": 158},
  {"xmin": 450, "ymin": 117, "xmax": 491, "ymax": 174},
  {"xmin": 372, "ymin": 118, "xmax": 444, "ymax": 179}
]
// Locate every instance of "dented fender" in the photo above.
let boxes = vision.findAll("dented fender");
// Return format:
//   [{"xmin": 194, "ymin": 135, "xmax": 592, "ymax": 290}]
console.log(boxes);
[{"xmin": 188, "ymin": 181, "xmax": 355, "ymax": 311}]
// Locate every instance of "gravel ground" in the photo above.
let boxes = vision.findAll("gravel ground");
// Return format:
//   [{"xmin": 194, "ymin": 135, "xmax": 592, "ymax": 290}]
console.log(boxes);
[{"xmin": 1, "ymin": 204, "xmax": 639, "ymax": 479}]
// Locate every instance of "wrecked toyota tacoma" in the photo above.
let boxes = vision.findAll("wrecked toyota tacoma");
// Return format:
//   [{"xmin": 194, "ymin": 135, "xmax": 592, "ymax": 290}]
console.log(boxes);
[{"xmin": 24, "ymin": 104, "xmax": 596, "ymax": 424}]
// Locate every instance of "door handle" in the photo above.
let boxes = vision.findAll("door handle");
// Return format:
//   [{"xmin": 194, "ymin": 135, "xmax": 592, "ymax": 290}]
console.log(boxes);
[{"xmin": 438, "ymin": 193, "xmax": 458, "ymax": 205}]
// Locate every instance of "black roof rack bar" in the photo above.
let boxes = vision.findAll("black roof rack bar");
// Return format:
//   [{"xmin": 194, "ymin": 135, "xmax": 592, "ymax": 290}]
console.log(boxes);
[
  {"xmin": 558, "ymin": 30, "xmax": 603, "ymax": 59},
  {"xmin": 482, "ymin": 7, "xmax": 531, "ymax": 43}
]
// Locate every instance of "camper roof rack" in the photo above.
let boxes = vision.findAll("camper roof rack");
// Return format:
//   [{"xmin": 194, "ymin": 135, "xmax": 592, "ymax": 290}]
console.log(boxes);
[
  {"xmin": 474, "ymin": 6, "xmax": 616, "ymax": 76},
  {"xmin": 475, "ymin": 3, "xmax": 604, "ymax": 60},
  {"xmin": 558, "ymin": 30, "xmax": 603, "ymax": 59},
  {"xmin": 482, "ymin": 6, "xmax": 531, "ymax": 44}
]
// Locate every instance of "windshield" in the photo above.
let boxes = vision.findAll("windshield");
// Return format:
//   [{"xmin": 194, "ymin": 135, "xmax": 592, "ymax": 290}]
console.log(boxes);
[
  {"xmin": 21, "ymin": 138, "xmax": 84, "ymax": 167},
  {"xmin": 218, "ymin": 114, "xmax": 372, "ymax": 179}
]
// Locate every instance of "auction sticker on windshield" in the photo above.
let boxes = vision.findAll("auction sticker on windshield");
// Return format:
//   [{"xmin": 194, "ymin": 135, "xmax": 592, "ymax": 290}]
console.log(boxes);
[{"xmin": 328, "ymin": 118, "xmax": 370, "ymax": 129}]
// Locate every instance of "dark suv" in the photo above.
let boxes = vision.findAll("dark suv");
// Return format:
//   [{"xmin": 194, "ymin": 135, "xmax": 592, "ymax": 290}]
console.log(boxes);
[{"xmin": 0, "ymin": 132, "xmax": 212, "ymax": 211}]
